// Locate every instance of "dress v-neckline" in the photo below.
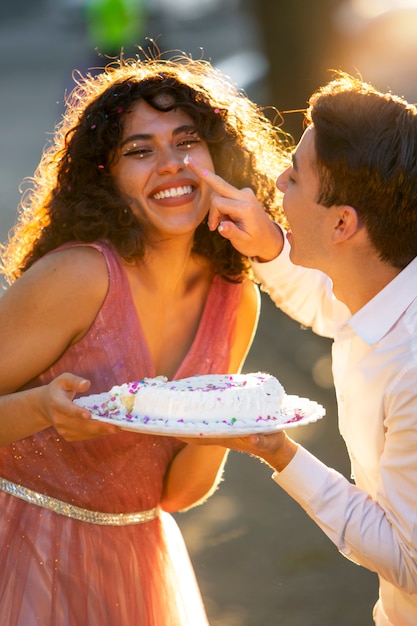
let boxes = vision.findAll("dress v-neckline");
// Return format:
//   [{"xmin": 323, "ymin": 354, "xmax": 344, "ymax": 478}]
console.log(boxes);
[{"xmin": 119, "ymin": 258, "xmax": 220, "ymax": 381}]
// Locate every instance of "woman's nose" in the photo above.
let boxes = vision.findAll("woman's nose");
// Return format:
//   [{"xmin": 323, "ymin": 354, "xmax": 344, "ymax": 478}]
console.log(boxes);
[{"xmin": 156, "ymin": 149, "xmax": 184, "ymax": 174}]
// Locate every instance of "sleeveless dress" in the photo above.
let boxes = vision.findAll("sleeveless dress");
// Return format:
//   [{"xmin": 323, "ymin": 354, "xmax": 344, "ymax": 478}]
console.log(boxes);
[{"xmin": 0, "ymin": 240, "xmax": 243, "ymax": 626}]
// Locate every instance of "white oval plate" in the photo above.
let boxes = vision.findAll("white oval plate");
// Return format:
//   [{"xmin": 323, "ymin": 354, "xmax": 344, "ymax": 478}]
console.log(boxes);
[{"xmin": 75, "ymin": 393, "xmax": 325, "ymax": 437}]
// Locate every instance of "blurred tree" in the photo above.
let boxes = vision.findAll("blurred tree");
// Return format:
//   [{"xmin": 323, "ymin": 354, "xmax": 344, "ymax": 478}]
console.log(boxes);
[
  {"xmin": 253, "ymin": 0, "xmax": 344, "ymax": 140},
  {"xmin": 84, "ymin": 0, "xmax": 148, "ymax": 62}
]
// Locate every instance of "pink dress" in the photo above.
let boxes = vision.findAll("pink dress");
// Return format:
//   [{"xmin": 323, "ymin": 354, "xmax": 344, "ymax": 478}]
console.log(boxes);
[{"xmin": 0, "ymin": 241, "xmax": 243, "ymax": 626}]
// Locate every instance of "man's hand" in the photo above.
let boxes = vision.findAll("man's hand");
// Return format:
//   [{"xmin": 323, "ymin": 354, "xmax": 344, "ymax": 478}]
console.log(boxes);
[
  {"xmin": 179, "ymin": 430, "xmax": 298, "ymax": 473},
  {"xmin": 185, "ymin": 155, "xmax": 285, "ymax": 261}
]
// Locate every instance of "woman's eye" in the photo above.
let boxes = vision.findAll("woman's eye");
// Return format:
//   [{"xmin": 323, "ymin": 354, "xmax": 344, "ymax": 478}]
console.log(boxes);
[
  {"xmin": 178, "ymin": 136, "xmax": 201, "ymax": 149},
  {"xmin": 123, "ymin": 144, "xmax": 151, "ymax": 157}
]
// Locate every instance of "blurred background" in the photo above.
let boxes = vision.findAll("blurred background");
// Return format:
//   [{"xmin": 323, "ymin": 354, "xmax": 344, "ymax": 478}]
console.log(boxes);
[{"xmin": 1, "ymin": 1, "xmax": 416, "ymax": 624}]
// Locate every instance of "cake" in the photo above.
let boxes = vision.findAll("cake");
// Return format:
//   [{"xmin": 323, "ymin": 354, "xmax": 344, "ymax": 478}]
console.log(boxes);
[{"xmin": 75, "ymin": 372, "xmax": 287, "ymax": 434}]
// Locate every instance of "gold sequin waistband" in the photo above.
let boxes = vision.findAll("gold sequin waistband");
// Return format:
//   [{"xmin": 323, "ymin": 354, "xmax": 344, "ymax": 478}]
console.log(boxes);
[{"xmin": 0, "ymin": 477, "xmax": 159, "ymax": 526}]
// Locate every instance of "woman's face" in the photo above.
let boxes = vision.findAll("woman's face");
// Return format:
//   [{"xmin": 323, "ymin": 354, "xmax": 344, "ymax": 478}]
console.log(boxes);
[{"xmin": 110, "ymin": 99, "xmax": 215, "ymax": 240}]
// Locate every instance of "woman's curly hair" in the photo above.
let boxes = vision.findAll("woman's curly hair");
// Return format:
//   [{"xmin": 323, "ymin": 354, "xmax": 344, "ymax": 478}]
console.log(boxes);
[{"xmin": 0, "ymin": 50, "xmax": 290, "ymax": 284}]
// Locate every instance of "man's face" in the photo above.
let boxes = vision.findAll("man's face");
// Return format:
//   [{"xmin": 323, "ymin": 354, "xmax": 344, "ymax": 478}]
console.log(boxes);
[{"xmin": 276, "ymin": 126, "xmax": 338, "ymax": 272}]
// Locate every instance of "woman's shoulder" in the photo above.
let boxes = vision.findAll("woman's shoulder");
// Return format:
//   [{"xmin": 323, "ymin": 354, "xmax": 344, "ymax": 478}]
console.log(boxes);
[
  {"xmin": 0, "ymin": 243, "xmax": 115, "ymax": 364},
  {"xmin": 45, "ymin": 240, "xmax": 115, "ymax": 263},
  {"xmin": 226, "ymin": 277, "xmax": 260, "ymax": 373},
  {"xmin": 23, "ymin": 242, "xmax": 111, "ymax": 305},
  {"xmin": 44, "ymin": 242, "xmax": 109, "ymax": 274},
  {"xmin": 239, "ymin": 276, "xmax": 260, "ymax": 318},
  {"xmin": 214, "ymin": 272, "xmax": 259, "ymax": 299}
]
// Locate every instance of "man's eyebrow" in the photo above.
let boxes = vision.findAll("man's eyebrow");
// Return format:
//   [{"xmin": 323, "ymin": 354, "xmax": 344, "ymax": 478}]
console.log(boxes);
[{"xmin": 292, "ymin": 152, "xmax": 299, "ymax": 171}]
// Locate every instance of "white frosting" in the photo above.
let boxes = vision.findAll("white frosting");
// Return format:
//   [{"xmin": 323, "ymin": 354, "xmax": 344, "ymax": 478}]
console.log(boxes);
[
  {"xmin": 76, "ymin": 373, "xmax": 286, "ymax": 433},
  {"xmin": 93, "ymin": 372, "xmax": 283, "ymax": 431},
  {"xmin": 135, "ymin": 372, "xmax": 283, "ymax": 420}
]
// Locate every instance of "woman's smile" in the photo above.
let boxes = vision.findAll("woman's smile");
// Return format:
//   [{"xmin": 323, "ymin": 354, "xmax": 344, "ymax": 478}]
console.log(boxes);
[{"xmin": 149, "ymin": 180, "xmax": 197, "ymax": 204}]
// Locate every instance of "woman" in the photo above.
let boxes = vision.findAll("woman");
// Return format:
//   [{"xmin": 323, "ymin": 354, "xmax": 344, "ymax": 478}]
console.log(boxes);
[{"xmin": 0, "ymin": 52, "xmax": 287, "ymax": 625}]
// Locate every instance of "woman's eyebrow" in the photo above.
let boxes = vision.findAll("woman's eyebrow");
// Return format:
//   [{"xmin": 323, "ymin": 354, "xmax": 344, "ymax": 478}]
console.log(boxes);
[
  {"xmin": 120, "ymin": 125, "xmax": 198, "ymax": 149},
  {"xmin": 173, "ymin": 125, "xmax": 198, "ymax": 136},
  {"xmin": 120, "ymin": 133, "xmax": 152, "ymax": 148}
]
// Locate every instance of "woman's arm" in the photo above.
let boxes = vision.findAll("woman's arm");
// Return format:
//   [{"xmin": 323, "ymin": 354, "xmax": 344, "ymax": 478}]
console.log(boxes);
[
  {"xmin": 0, "ymin": 247, "xmax": 119, "ymax": 445},
  {"xmin": 160, "ymin": 278, "xmax": 260, "ymax": 512},
  {"xmin": 160, "ymin": 444, "xmax": 229, "ymax": 513}
]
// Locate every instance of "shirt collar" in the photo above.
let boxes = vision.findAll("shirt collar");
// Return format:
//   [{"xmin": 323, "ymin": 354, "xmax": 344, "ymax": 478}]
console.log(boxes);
[{"xmin": 347, "ymin": 256, "xmax": 417, "ymax": 345}]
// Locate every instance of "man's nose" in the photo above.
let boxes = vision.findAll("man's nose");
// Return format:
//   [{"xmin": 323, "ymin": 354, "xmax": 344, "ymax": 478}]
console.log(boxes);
[{"xmin": 276, "ymin": 167, "xmax": 289, "ymax": 192}]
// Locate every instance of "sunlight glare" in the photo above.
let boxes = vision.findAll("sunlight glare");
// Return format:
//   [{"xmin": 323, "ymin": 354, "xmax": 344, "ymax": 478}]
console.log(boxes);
[{"xmin": 351, "ymin": 0, "xmax": 417, "ymax": 19}]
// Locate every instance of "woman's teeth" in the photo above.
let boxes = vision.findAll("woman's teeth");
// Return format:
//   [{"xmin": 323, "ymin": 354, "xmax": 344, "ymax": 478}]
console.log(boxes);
[{"xmin": 152, "ymin": 185, "xmax": 193, "ymax": 200}]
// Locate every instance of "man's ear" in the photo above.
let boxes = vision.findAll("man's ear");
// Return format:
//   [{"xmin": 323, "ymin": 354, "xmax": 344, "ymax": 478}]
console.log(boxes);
[{"xmin": 332, "ymin": 205, "xmax": 360, "ymax": 243}]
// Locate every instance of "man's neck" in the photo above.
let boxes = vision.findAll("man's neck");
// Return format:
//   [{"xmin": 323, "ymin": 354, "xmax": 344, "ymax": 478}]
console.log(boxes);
[{"xmin": 331, "ymin": 260, "xmax": 401, "ymax": 314}]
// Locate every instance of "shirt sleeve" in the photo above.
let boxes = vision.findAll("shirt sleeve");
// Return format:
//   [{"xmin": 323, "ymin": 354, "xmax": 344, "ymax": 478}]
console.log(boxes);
[
  {"xmin": 250, "ymin": 231, "xmax": 348, "ymax": 338},
  {"xmin": 274, "ymin": 388, "xmax": 417, "ymax": 595}
]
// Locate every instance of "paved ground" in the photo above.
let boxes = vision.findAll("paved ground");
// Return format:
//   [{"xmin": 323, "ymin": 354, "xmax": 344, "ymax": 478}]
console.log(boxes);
[{"xmin": 0, "ymin": 2, "xmax": 378, "ymax": 624}]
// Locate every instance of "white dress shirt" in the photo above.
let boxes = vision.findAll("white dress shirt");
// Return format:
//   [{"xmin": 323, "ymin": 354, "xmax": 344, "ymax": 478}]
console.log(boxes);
[{"xmin": 252, "ymin": 236, "xmax": 417, "ymax": 626}]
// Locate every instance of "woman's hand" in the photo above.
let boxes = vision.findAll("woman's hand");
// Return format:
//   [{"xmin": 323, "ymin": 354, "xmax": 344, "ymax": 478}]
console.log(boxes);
[{"xmin": 37, "ymin": 373, "xmax": 120, "ymax": 441}]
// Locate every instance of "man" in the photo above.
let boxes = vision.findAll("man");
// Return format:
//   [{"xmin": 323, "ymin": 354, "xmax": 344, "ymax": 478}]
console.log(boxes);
[{"xmin": 185, "ymin": 73, "xmax": 417, "ymax": 625}]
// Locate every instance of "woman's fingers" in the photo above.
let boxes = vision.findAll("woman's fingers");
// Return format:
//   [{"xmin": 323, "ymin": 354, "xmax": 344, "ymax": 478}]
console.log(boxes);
[{"xmin": 43, "ymin": 373, "xmax": 120, "ymax": 440}]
